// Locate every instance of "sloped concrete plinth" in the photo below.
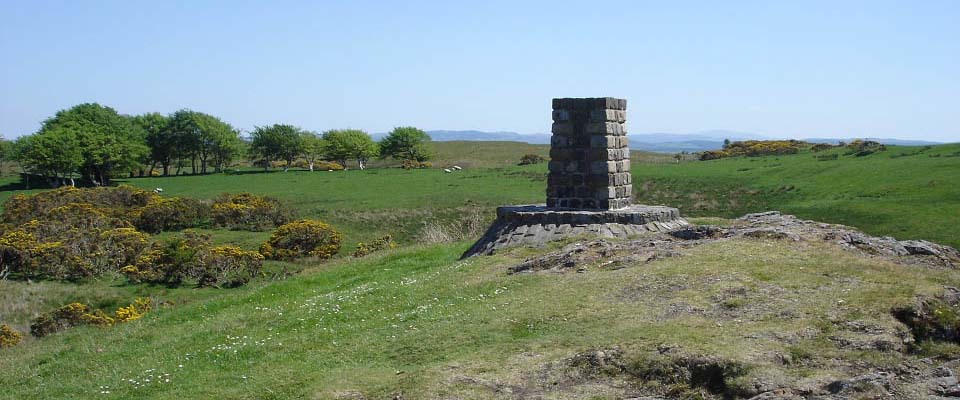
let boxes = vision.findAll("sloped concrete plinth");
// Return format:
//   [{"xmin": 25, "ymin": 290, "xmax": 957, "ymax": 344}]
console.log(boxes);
[{"xmin": 461, "ymin": 204, "xmax": 688, "ymax": 258}]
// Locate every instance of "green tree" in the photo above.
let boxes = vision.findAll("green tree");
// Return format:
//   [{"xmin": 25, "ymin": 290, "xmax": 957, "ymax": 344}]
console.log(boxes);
[
  {"xmin": 131, "ymin": 112, "xmax": 172, "ymax": 176},
  {"xmin": 14, "ymin": 128, "xmax": 83, "ymax": 187},
  {"xmin": 0, "ymin": 138, "xmax": 12, "ymax": 176},
  {"xmin": 322, "ymin": 129, "xmax": 379, "ymax": 169},
  {"xmin": 300, "ymin": 131, "xmax": 326, "ymax": 171},
  {"xmin": 379, "ymin": 126, "xmax": 431, "ymax": 162},
  {"xmin": 38, "ymin": 103, "xmax": 147, "ymax": 185},
  {"xmin": 249, "ymin": 124, "xmax": 305, "ymax": 171},
  {"xmin": 166, "ymin": 110, "xmax": 240, "ymax": 174}
]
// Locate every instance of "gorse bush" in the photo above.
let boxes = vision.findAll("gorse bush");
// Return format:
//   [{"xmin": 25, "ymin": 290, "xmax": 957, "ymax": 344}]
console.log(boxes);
[
  {"xmin": 29, "ymin": 298, "xmax": 152, "ymax": 338},
  {"xmin": 121, "ymin": 232, "xmax": 263, "ymax": 287},
  {"xmin": 211, "ymin": 192, "xmax": 294, "ymax": 231},
  {"xmin": 0, "ymin": 324, "xmax": 22, "ymax": 348},
  {"xmin": 352, "ymin": 234, "xmax": 396, "ymax": 257},
  {"xmin": 260, "ymin": 220, "xmax": 342, "ymax": 261},
  {"xmin": 400, "ymin": 159, "xmax": 431, "ymax": 169},
  {"xmin": 518, "ymin": 154, "xmax": 546, "ymax": 165},
  {"xmin": 846, "ymin": 139, "xmax": 886, "ymax": 157},
  {"xmin": 134, "ymin": 196, "xmax": 209, "ymax": 233},
  {"xmin": 200, "ymin": 246, "xmax": 264, "ymax": 287},
  {"xmin": 313, "ymin": 161, "xmax": 345, "ymax": 171},
  {"xmin": 0, "ymin": 211, "xmax": 146, "ymax": 280},
  {"xmin": 701, "ymin": 140, "xmax": 808, "ymax": 160},
  {"xmin": 1, "ymin": 186, "xmax": 153, "ymax": 225}
]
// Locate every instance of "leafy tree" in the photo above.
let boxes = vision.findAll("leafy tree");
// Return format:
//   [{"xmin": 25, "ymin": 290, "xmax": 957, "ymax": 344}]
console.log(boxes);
[
  {"xmin": 131, "ymin": 113, "xmax": 172, "ymax": 176},
  {"xmin": 14, "ymin": 127, "xmax": 83, "ymax": 187},
  {"xmin": 379, "ymin": 126, "xmax": 432, "ymax": 162},
  {"xmin": 249, "ymin": 124, "xmax": 305, "ymax": 171},
  {"xmin": 0, "ymin": 139, "xmax": 12, "ymax": 176},
  {"xmin": 300, "ymin": 131, "xmax": 326, "ymax": 171},
  {"xmin": 166, "ymin": 110, "xmax": 240, "ymax": 174},
  {"xmin": 322, "ymin": 129, "xmax": 378, "ymax": 169},
  {"xmin": 38, "ymin": 103, "xmax": 147, "ymax": 185},
  {"xmin": 193, "ymin": 113, "xmax": 241, "ymax": 173}
]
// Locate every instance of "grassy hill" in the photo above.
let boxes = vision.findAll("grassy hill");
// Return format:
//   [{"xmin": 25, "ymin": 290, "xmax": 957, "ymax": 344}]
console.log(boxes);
[
  {"xmin": 632, "ymin": 143, "xmax": 960, "ymax": 249},
  {"xmin": 2, "ymin": 231, "xmax": 958, "ymax": 398},
  {"xmin": 1, "ymin": 141, "xmax": 959, "ymax": 398}
]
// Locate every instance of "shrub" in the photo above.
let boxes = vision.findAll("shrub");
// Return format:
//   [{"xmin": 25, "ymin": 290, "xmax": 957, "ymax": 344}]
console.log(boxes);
[
  {"xmin": 352, "ymin": 234, "xmax": 396, "ymax": 257},
  {"xmin": 260, "ymin": 220, "xmax": 342, "ymax": 261},
  {"xmin": 0, "ymin": 324, "xmax": 22, "ymax": 348},
  {"xmin": 30, "ymin": 298, "xmax": 152, "ymax": 337},
  {"xmin": 845, "ymin": 139, "xmax": 886, "ymax": 157},
  {"xmin": 30, "ymin": 302, "xmax": 109, "ymax": 337},
  {"xmin": 518, "ymin": 154, "xmax": 546, "ymax": 165},
  {"xmin": 95, "ymin": 228, "xmax": 150, "ymax": 273},
  {"xmin": 123, "ymin": 231, "xmax": 209, "ymax": 286},
  {"xmin": 2, "ymin": 185, "xmax": 154, "ymax": 225},
  {"xmin": 314, "ymin": 161, "xmax": 345, "ymax": 171},
  {"xmin": 211, "ymin": 192, "xmax": 294, "ymax": 231},
  {"xmin": 195, "ymin": 245, "xmax": 264, "ymax": 287},
  {"xmin": 699, "ymin": 150, "xmax": 730, "ymax": 161},
  {"xmin": 135, "ymin": 196, "xmax": 209, "ymax": 233},
  {"xmin": 114, "ymin": 298, "xmax": 152, "ymax": 323},
  {"xmin": 810, "ymin": 143, "xmax": 835, "ymax": 152},
  {"xmin": 400, "ymin": 159, "xmax": 431, "ymax": 169}
]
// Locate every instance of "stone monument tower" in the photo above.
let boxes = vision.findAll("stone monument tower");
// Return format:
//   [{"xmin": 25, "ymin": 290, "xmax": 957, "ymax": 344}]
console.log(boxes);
[
  {"xmin": 462, "ymin": 97, "xmax": 687, "ymax": 258},
  {"xmin": 548, "ymin": 98, "xmax": 631, "ymax": 210}
]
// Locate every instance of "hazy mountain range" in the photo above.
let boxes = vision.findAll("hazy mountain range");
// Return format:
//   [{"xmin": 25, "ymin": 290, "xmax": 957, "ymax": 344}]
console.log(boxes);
[{"xmin": 372, "ymin": 130, "xmax": 943, "ymax": 153}]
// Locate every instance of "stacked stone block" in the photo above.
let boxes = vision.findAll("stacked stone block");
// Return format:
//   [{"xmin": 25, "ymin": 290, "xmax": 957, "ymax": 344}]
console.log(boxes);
[{"xmin": 547, "ymin": 97, "xmax": 631, "ymax": 210}]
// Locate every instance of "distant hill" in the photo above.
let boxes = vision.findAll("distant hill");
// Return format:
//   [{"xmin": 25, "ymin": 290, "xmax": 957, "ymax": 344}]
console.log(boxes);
[
  {"xmin": 369, "ymin": 130, "xmax": 769, "ymax": 153},
  {"xmin": 803, "ymin": 137, "xmax": 944, "ymax": 146},
  {"xmin": 373, "ymin": 130, "xmax": 946, "ymax": 153}
]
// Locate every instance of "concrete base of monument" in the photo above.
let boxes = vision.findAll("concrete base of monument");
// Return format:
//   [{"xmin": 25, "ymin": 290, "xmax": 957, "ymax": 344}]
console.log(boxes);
[{"xmin": 461, "ymin": 204, "xmax": 689, "ymax": 258}]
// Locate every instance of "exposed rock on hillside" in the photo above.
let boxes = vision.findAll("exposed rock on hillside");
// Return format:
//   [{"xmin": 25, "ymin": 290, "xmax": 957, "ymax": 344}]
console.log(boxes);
[{"xmin": 509, "ymin": 211, "xmax": 959, "ymax": 274}]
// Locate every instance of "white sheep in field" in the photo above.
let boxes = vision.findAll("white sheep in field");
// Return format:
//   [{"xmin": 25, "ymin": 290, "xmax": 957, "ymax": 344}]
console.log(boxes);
[
  {"xmin": 443, "ymin": 168, "xmax": 452, "ymax": 173},
  {"xmin": 452, "ymin": 165, "xmax": 462, "ymax": 170}
]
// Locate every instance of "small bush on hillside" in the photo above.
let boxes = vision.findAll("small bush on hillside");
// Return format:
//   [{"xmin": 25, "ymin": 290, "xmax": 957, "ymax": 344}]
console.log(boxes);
[
  {"xmin": 122, "ymin": 231, "xmax": 209, "ymax": 286},
  {"xmin": 0, "ymin": 324, "xmax": 22, "ymax": 348},
  {"xmin": 211, "ymin": 192, "xmax": 294, "ymax": 231},
  {"xmin": 29, "ymin": 298, "xmax": 152, "ymax": 337},
  {"xmin": 702, "ymin": 140, "xmax": 807, "ymax": 160},
  {"xmin": 518, "ymin": 154, "xmax": 546, "ymax": 165},
  {"xmin": 699, "ymin": 150, "xmax": 730, "ymax": 161},
  {"xmin": 810, "ymin": 143, "xmax": 835, "ymax": 152},
  {"xmin": 121, "ymin": 232, "xmax": 262, "ymax": 287},
  {"xmin": 135, "ymin": 196, "xmax": 209, "ymax": 233},
  {"xmin": 352, "ymin": 234, "xmax": 396, "ymax": 257},
  {"xmin": 314, "ymin": 161, "xmax": 345, "ymax": 171},
  {"xmin": 260, "ymin": 220, "xmax": 342, "ymax": 261},
  {"xmin": 845, "ymin": 139, "xmax": 886, "ymax": 157},
  {"xmin": 197, "ymin": 246, "xmax": 264, "ymax": 287},
  {"xmin": 401, "ymin": 159, "xmax": 431, "ymax": 169},
  {"xmin": 2, "ymin": 185, "xmax": 153, "ymax": 225},
  {"xmin": 0, "ymin": 205, "xmax": 145, "ymax": 280}
]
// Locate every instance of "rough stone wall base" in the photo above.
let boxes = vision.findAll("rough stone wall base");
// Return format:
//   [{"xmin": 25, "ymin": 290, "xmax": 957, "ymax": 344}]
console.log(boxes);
[{"xmin": 461, "ymin": 204, "xmax": 688, "ymax": 258}]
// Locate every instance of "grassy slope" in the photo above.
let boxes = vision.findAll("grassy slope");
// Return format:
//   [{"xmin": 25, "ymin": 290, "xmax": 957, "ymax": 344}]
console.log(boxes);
[
  {"xmin": 633, "ymin": 143, "xmax": 960, "ymax": 248},
  {"xmin": 1, "ymin": 237, "xmax": 957, "ymax": 399}
]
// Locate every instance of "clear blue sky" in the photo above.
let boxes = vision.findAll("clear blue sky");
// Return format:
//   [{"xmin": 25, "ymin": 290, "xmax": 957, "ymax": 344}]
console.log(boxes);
[{"xmin": 1, "ymin": 1, "xmax": 957, "ymax": 141}]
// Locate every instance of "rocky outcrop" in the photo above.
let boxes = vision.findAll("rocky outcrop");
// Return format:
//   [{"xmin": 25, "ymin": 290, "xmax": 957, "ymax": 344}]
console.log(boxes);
[{"xmin": 461, "ymin": 204, "xmax": 689, "ymax": 258}]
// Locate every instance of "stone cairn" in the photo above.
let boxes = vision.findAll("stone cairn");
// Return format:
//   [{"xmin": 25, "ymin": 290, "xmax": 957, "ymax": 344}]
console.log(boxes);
[{"xmin": 462, "ymin": 97, "xmax": 688, "ymax": 258}]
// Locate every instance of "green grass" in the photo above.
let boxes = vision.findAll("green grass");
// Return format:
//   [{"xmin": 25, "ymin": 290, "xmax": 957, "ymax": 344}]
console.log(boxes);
[
  {"xmin": 1, "ymin": 238, "xmax": 956, "ymax": 398},
  {"xmin": 633, "ymin": 143, "xmax": 960, "ymax": 248}
]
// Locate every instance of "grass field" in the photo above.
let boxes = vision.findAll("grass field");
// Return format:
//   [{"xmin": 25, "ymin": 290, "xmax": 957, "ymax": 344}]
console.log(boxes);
[
  {"xmin": 1, "ymin": 141, "xmax": 959, "ymax": 398},
  {"xmin": 2, "ymin": 237, "xmax": 957, "ymax": 398}
]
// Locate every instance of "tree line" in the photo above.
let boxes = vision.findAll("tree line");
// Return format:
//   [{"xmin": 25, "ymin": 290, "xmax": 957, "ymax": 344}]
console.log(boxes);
[{"xmin": 0, "ymin": 103, "xmax": 432, "ymax": 187}]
